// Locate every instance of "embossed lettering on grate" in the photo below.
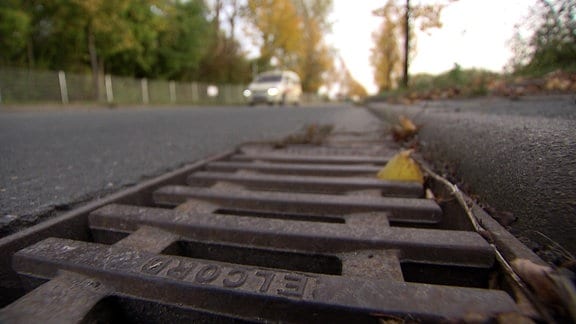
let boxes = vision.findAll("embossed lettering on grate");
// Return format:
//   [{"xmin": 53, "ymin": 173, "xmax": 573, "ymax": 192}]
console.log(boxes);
[{"xmin": 0, "ymin": 132, "xmax": 523, "ymax": 323}]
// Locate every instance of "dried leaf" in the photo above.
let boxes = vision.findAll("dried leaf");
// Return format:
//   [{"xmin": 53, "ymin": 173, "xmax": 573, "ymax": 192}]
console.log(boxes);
[
  {"xmin": 391, "ymin": 115, "xmax": 419, "ymax": 142},
  {"xmin": 548, "ymin": 270, "xmax": 576, "ymax": 322},
  {"xmin": 377, "ymin": 150, "xmax": 424, "ymax": 184},
  {"xmin": 399, "ymin": 115, "xmax": 417, "ymax": 133},
  {"xmin": 496, "ymin": 312, "xmax": 536, "ymax": 324},
  {"xmin": 511, "ymin": 259, "xmax": 560, "ymax": 305},
  {"xmin": 512, "ymin": 259, "xmax": 576, "ymax": 321}
]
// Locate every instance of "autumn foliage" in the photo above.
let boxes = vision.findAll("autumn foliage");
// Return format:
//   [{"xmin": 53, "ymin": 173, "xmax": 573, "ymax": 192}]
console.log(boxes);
[
  {"xmin": 244, "ymin": 0, "xmax": 334, "ymax": 92},
  {"xmin": 0, "ymin": 0, "xmax": 336, "ymax": 93},
  {"xmin": 370, "ymin": 0, "xmax": 446, "ymax": 93}
]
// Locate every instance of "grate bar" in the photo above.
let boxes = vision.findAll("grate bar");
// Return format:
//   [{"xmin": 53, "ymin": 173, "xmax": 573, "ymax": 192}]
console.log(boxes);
[
  {"xmin": 187, "ymin": 171, "xmax": 423, "ymax": 197},
  {"xmin": 153, "ymin": 186, "xmax": 441, "ymax": 224},
  {"xmin": 7, "ymin": 237, "xmax": 518, "ymax": 322},
  {"xmin": 0, "ymin": 126, "xmax": 551, "ymax": 321},
  {"xmin": 205, "ymin": 161, "xmax": 382, "ymax": 176},
  {"xmin": 230, "ymin": 153, "xmax": 390, "ymax": 165},
  {"xmin": 0, "ymin": 272, "xmax": 111, "ymax": 323},
  {"xmin": 89, "ymin": 204, "xmax": 494, "ymax": 266}
]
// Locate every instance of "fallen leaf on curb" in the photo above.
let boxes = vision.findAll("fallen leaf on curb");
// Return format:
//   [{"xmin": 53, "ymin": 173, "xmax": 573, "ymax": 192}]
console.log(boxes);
[
  {"xmin": 549, "ymin": 269, "xmax": 576, "ymax": 322},
  {"xmin": 391, "ymin": 115, "xmax": 419, "ymax": 142},
  {"xmin": 377, "ymin": 150, "xmax": 424, "ymax": 184},
  {"xmin": 511, "ymin": 259, "xmax": 576, "ymax": 321},
  {"xmin": 496, "ymin": 312, "xmax": 536, "ymax": 324},
  {"xmin": 399, "ymin": 115, "xmax": 417, "ymax": 133},
  {"xmin": 511, "ymin": 259, "xmax": 560, "ymax": 304}
]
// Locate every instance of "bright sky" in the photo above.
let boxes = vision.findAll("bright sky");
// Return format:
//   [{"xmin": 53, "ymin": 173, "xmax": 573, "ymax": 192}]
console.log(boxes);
[{"xmin": 329, "ymin": 0, "xmax": 534, "ymax": 94}]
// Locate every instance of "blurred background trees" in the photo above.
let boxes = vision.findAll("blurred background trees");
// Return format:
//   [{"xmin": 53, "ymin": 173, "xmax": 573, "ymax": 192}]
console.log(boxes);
[
  {"xmin": 370, "ymin": 0, "xmax": 445, "ymax": 93},
  {"xmin": 370, "ymin": 1, "xmax": 401, "ymax": 93},
  {"xmin": 1, "ymin": 0, "xmax": 574, "ymax": 99},
  {"xmin": 508, "ymin": 0, "xmax": 576, "ymax": 76},
  {"xmin": 0, "ymin": 1, "xmax": 216, "ymax": 80},
  {"xmin": 243, "ymin": 0, "xmax": 334, "ymax": 92},
  {"xmin": 0, "ymin": 0, "xmax": 340, "ymax": 94}
]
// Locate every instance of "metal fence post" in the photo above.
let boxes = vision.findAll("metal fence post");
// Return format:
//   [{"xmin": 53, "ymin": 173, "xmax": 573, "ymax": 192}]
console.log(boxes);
[
  {"xmin": 141, "ymin": 78, "xmax": 149, "ymax": 104},
  {"xmin": 58, "ymin": 71, "xmax": 69, "ymax": 104},
  {"xmin": 105, "ymin": 74, "xmax": 114, "ymax": 103},
  {"xmin": 169, "ymin": 81, "xmax": 176, "ymax": 103}
]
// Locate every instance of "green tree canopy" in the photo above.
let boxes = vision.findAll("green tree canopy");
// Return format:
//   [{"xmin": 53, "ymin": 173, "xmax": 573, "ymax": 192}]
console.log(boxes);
[
  {"xmin": 0, "ymin": 5, "xmax": 31, "ymax": 66},
  {"xmin": 510, "ymin": 0, "xmax": 576, "ymax": 75},
  {"xmin": 0, "ymin": 0, "xmax": 215, "ymax": 81}
]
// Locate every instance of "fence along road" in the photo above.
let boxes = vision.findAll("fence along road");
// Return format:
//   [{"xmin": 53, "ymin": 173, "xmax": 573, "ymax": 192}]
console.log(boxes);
[{"xmin": 0, "ymin": 67, "xmax": 249, "ymax": 105}]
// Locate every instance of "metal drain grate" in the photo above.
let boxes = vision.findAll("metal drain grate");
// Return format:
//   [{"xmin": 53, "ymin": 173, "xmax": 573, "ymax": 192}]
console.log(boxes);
[{"xmin": 0, "ymin": 131, "xmax": 549, "ymax": 323}]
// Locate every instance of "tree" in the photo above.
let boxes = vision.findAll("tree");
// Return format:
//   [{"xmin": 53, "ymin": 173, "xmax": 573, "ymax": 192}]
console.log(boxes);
[
  {"xmin": 403, "ymin": 0, "xmax": 444, "ymax": 87},
  {"xmin": 371, "ymin": 0, "xmax": 447, "ymax": 91},
  {"xmin": 370, "ymin": 1, "xmax": 401, "ymax": 92},
  {"xmin": 0, "ymin": 2, "xmax": 31, "ymax": 67},
  {"xmin": 197, "ymin": 30, "xmax": 252, "ymax": 83},
  {"xmin": 71, "ymin": 0, "xmax": 145, "ymax": 97},
  {"xmin": 509, "ymin": 0, "xmax": 576, "ymax": 75},
  {"xmin": 198, "ymin": 0, "xmax": 251, "ymax": 83},
  {"xmin": 104, "ymin": 1, "xmax": 168, "ymax": 78},
  {"xmin": 25, "ymin": 0, "xmax": 88, "ymax": 71},
  {"xmin": 244, "ymin": 0, "xmax": 303, "ymax": 70},
  {"xmin": 244, "ymin": 0, "xmax": 334, "ymax": 92},
  {"xmin": 152, "ymin": 0, "xmax": 213, "ymax": 80},
  {"xmin": 294, "ymin": 0, "xmax": 334, "ymax": 92},
  {"xmin": 329, "ymin": 55, "xmax": 367, "ymax": 99},
  {"xmin": 23, "ymin": 0, "xmax": 151, "ymax": 97},
  {"xmin": 0, "ymin": 0, "xmax": 255, "ymax": 86}
]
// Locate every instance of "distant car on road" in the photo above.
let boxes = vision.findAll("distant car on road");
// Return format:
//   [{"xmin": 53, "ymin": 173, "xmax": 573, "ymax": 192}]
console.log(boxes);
[{"xmin": 243, "ymin": 70, "xmax": 302, "ymax": 106}]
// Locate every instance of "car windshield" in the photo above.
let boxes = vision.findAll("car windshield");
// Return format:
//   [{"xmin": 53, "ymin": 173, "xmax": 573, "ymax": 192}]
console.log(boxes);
[{"xmin": 256, "ymin": 75, "xmax": 282, "ymax": 83}]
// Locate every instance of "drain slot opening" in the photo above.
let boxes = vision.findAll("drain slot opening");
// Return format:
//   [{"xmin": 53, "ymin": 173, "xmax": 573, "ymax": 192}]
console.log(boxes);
[
  {"xmin": 214, "ymin": 208, "xmax": 345, "ymax": 224},
  {"xmin": 163, "ymin": 240, "xmax": 343, "ymax": 275},
  {"xmin": 83, "ymin": 296, "xmax": 245, "ymax": 324},
  {"xmin": 401, "ymin": 262, "xmax": 491, "ymax": 288}
]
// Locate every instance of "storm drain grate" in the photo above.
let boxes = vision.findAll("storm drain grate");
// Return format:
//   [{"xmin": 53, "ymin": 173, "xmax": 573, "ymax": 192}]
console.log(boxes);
[{"xmin": 0, "ymin": 130, "xmax": 548, "ymax": 323}]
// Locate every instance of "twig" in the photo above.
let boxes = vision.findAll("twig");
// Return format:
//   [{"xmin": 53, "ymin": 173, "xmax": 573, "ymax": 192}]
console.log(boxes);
[
  {"xmin": 418, "ymin": 162, "xmax": 482, "ymax": 232},
  {"xmin": 418, "ymin": 159, "xmax": 557, "ymax": 323},
  {"xmin": 533, "ymin": 230, "xmax": 576, "ymax": 261}
]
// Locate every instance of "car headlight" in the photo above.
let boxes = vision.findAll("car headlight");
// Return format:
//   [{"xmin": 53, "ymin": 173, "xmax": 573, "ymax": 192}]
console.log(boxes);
[
  {"xmin": 267, "ymin": 87, "xmax": 279, "ymax": 96},
  {"xmin": 243, "ymin": 89, "xmax": 252, "ymax": 97}
]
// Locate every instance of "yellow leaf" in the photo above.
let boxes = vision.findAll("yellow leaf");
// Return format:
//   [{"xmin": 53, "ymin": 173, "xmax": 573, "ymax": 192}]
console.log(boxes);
[
  {"xmin": 392, "ymin": 115, "xmax": 419, "ymax": 142},
  {"xmin": 399, "ymin": 115, "xmax": 417, "ymax": 133},
  {"xmin": 377, "ymin": 150, "xmax": 424, "ymax": 184}
]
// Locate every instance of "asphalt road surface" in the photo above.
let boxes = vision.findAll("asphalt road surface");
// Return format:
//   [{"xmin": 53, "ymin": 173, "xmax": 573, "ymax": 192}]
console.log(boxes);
[
  {"xmin": 368, "ymin": 95, "xmax": 576, "ymax": 256},
  {"xmin": 0, "ymin": 104, "xmax": 380, "ymax": 235},
  {"xmin": 3, "ymin": 97, "xmax": 575, "ymax": 257}
]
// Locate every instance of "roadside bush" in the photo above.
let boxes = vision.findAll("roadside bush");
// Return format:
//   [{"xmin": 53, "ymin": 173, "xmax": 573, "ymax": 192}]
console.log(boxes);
[{"xmin": 509, "ymin": 0, "xmax": 576, "ymax": 77}]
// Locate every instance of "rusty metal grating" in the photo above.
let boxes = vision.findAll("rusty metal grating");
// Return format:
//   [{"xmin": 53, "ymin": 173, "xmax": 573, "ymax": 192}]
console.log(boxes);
[{"xmin": 0, "ymin": 131, "xmax": 548, "ymax": 323}]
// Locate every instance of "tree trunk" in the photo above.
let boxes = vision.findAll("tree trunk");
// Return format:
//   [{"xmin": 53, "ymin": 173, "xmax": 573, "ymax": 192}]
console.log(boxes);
[
  {"xmin": 228, "ymin": 0, "xmax": 238, "ymax": 39},
  {"xmin": 402, "ymin": 0, "xmax": 410, "ymax": 89},
  {"xmin": 214, "ymin": 0, "xmax": 222, "ymax": 31}
]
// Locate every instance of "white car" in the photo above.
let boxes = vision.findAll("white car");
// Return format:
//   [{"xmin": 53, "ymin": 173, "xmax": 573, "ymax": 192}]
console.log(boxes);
[{"xmin": 243, "ymin": 70, "xmax": 302, "ymax": 106}]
